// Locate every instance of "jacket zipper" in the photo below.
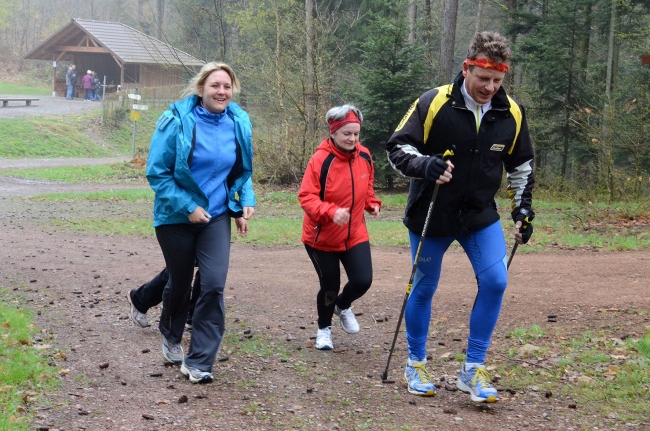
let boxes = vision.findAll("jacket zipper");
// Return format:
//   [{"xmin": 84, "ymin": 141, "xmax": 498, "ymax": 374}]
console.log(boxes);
[
  {"xmin": 346, "ymin": 156, "xmax": 355, "ymax": 250},
  {"xmin": 313, "ymin": 223, "xmax": 322, "ymax": 245}
]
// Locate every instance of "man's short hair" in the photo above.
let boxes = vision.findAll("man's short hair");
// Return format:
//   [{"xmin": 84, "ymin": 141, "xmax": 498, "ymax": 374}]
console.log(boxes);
[{"xmin": 468, "ymin": 32, "xmax": 512, "ymax": 64}]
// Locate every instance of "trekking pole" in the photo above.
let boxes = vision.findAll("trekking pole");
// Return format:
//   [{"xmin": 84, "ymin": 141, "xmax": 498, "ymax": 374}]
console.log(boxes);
[
  {"xmin": 506, "ymin": 214, "xmax": 532, "ymax": 270},
  {"xmin": 381, "ymin": 148, "xmax": 454, "ymax": 382},
  {"xmin": 506, "ymin": 243, "xmax": 518, "ymax": 270}
]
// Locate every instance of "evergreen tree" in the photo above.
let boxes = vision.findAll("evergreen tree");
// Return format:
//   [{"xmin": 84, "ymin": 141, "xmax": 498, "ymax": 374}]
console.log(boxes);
[
  {"xmin": 354, "ymin": 0, "xmax": 427, "ymax": 188},
  {"xmin": 515, "ymin": 0, "xmax": 596, "ymax": 180}
]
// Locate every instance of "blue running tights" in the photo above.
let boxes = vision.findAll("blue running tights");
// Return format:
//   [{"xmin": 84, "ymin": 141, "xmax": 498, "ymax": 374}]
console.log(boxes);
[{"xmin": 405, "ymin": 221, "xmax": 508, "ymax": 364}]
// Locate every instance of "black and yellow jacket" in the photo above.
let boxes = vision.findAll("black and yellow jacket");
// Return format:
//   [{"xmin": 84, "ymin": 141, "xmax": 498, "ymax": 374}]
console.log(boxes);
[{"xmin": 386, "ymin": 72, "xmax": 535, "ymax": 237}]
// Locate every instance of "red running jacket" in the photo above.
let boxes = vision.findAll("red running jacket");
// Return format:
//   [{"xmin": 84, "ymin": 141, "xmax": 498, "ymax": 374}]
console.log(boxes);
[{"xmin": 299, "ymin": 138, "xmax": 382, "ymax": 252}]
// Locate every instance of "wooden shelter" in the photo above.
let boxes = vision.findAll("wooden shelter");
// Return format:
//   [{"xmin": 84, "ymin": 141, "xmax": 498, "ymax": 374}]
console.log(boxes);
[{"xmin": 24, "ymin": 19, "xmax": 204, "ymax": 97}]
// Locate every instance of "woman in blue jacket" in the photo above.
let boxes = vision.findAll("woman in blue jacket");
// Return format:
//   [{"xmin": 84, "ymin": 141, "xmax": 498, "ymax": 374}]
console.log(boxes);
[{"xmin": 146, "ymin": 62, "xmax": 255, "ymax": 384}]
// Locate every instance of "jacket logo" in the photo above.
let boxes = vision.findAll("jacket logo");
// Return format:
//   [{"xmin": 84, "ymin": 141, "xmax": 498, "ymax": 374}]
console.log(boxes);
[{"xmin": 490, "ymin": 144, "xmax": 505, "ymax": 151}]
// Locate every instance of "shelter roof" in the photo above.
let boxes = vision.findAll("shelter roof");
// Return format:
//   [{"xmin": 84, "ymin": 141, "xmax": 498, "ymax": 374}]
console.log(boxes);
[{"xmin": 24, "ymin": 19, "xmax": 204, "ymax": 67}]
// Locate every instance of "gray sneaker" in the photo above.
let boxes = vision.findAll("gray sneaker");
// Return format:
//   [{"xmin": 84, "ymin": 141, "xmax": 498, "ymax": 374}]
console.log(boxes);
[
  {"xmin": 126, "ymin": 290, "xmax": 149, "ymax": 328},
  {"xmin": 181, "ymin": 362, "xmax": 213, "ymax": 384},
  {"xmin": 162, "ymin": 336, "xmax": 184, "ymax": 365}
]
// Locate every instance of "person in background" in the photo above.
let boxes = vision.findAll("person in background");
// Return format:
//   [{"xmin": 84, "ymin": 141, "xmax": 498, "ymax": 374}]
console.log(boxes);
[
  {"xmin": 65, "ymin": 67, "xmax": 73, "ymax": 99},
  {"xmin": 66, "ymin": 65, "xmax": 77, "ymax": 99},
  {"xmin": 82, "ymin": 70, "xmax": 93, "ymax": 101},
  {"xmin": 299, "ymin": 105, "xmax": 381, "ymax": 351},
  {"xmin": 386, "ymin": 31, "xmax": 535, "ymax": 403},
  {"xmin": 146, "ymin": 62, "xmax": 255, "ymax": 384},
  {"xmin": 91, "ymin": 71, "xmax": 102, "ymax": 101}
]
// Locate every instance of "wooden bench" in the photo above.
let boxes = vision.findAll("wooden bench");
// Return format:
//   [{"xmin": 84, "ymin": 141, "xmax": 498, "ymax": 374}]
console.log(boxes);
[{"xmin": 1, "ymin": 98, "xmax": 39, "ymax": 107}]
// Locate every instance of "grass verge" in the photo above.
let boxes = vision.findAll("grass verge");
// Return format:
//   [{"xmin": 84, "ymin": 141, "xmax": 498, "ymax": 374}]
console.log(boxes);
[
  {"xmin": 496, "ymin": 318, "xmax": 650, "ymax": 426},
  {"xmin": 18, "ymin": 188, "xmax": 650, "ymax": 250},
  {"xmin": 0, "ymin": 297, "xmax": 59, "ymax": 430},
  {"xmin": 0, "ymin": 83, "xmax": 51, "ymax": 95},
  {"xmin": 1, "ymin": 163, "xmax": 147, "ymax": 184},
  {"xmin": 0, "ymin": 117, "xmax": 114, "ymax": 158}
]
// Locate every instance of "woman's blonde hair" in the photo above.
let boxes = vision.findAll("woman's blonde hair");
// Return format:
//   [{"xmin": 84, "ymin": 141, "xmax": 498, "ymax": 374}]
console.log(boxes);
[{"xmin": 181, "ymin": 62, "xmax": 241, "ymax": 98}]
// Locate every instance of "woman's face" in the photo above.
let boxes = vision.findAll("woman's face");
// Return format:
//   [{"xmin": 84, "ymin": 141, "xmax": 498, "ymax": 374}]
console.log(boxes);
[
  {"xmin": 331, "ymin": 123, "xmax": 360, "ymax": 153},
  {"xmin": 198, "ymin": 69, "xmax": 233, "ymax": 114}
]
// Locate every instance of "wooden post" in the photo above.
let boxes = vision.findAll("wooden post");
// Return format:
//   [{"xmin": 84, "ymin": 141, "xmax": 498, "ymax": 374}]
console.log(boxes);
[
  {"xmin": 52, "ymin": 56, "xmax": 56, "ymax": 97},
  {"xmin": 120, "ymin": 64, "xmax": 124, "ymax": 92}
]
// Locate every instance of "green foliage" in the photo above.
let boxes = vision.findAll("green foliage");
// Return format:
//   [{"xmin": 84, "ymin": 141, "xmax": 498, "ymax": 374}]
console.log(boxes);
[
  {"xmin": 0, "ymin": 301, "xmax": 59, "ymax": 431},
  {"xmin": 233, "ymin": 0, "xmax": 357, "ymax": 184},
  {"xmin": 0, "ymin": 118, "xmax": 115, "ymax": 158}
]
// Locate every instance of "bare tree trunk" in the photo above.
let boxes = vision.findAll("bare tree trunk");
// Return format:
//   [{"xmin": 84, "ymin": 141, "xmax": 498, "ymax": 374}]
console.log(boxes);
[
  {"xmin": 439, "ymin": 0, "xmax": 458, "ymax": 85},
  {"xmin": 274, "ymin": 0, "xmax": 288, "ymax": 141},
  {"xmin": 408, "ymin": 1, "xmax": 417, "ymax": 44},
  {"xmin": 578, "ymin": 3, "xmax": 592, "ymax": 79},
  {"xmin": 214, "ymin": 0, "xmax": 226, "ymax": 59},
  {"xmin": 611, "ymin": 5, "xmax": 620, "ymax": 91},
  {"xmin": 138, "ymin": 0, "xmax": 150, "ymax": 34},
  {"xmin": 424, "ymin": 0, "xmax": 432, "ymax": 45},
  {"xmin": 305, "ymin": 0, "xmax": 316, "ymax": 158},
  {"xmin": 602, "ymin": 0, "xmax": 617, "ymax": 201},
  {"xmin": 605, "ymin": 0, "xmax": 616, "ymax": 100},
  {"xmin": 560, "ymin": 6, "xmax": 578, "ymax": 178},
  {"xmin": 475, "ymin": 0, "xmax": 484, "ymax": 33},
  {"xmin": 157, "ymin": 0, "xmax": 165, "ymax": 39}
]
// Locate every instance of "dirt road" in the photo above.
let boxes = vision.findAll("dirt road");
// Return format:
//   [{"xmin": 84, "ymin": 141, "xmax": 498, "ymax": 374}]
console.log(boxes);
[
  {"xmin": 1, "ymin": 176, "xmax": 649, "ymax": 430},
  {"xmin": 2, "ymin": 99, "xmax": 648, "ymax": 429}
]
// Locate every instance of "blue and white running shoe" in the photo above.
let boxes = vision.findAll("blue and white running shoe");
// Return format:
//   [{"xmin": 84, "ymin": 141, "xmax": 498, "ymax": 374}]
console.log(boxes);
[
  {"xmin": 404, "ymin": 361, "xmax": 436, "ymax": 396},
  {"xmin": 456, "ymin": 365, "xmax": 499, "ymax": 403}
]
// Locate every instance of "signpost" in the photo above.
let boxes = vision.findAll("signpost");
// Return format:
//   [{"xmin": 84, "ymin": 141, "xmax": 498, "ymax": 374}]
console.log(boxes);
[{"xmin": 128, "ymin": 92, "xmax": 148, "ymax": 158}]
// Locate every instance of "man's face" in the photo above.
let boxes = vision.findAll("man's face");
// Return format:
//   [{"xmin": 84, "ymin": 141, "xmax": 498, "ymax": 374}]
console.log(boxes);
[{"xmin": 462, "ymin": 56, "xmax": 506, "ymax": 104}]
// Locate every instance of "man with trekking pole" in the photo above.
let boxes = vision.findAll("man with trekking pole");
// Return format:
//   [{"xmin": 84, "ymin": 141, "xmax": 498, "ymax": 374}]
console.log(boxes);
[{"xmin": 384, "ymin": 31, "xmax": 535, "ymax": 403}]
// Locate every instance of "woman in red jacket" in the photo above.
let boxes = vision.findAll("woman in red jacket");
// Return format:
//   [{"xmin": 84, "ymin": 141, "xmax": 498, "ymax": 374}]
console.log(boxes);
[{"xmin": 298, "ymin": 105, "xmax": 382, "ymax": 350}]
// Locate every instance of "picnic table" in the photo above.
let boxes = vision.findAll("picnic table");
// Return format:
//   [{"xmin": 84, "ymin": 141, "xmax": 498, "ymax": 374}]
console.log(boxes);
[{"xmin": 1, "ymin": 98, "xmax": 39, "ymax": 107}]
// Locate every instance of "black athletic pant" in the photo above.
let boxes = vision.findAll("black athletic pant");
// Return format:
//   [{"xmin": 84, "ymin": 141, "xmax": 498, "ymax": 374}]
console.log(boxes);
[
  {"xmin": 304, "ymin": 241, "xmax": 373, "ymax": 329},
  {"xmin": 155, "ymin": 214, "xmax": 231, "ymax": 372},
  {"xmin": 130, "ymin": 268, "xmax": 201, "ymax": 323}
]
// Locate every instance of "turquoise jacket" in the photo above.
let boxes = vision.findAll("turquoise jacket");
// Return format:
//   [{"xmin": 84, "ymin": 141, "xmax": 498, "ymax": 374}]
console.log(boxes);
[{"xmin": 146, "ymin": 95, "xmax": 255, "ymax": 227}]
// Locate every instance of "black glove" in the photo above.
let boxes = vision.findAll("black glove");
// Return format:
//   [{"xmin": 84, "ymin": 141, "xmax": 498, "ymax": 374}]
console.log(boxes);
[
  {"xmin": 424, "ymin": 156, "xmax": 448, "ymax": 182},
  {"xmin": 511, "ymin": 207, "xmax": 535, "ymax": 244}
]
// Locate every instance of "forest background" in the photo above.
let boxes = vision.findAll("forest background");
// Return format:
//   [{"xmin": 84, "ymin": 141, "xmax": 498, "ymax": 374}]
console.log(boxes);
[{"xmin": 1, "ymin": 0, "xmax": 650, "ymax": 199}]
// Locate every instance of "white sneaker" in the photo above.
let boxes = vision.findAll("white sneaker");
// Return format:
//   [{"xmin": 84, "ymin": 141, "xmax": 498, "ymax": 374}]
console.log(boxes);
[
  {"xmin": 334, "ymin": 305, "xmax": 360, "ymax": 334},
  {"xmin": 315, "ymin": 327, "xmax": 333, "ymax": 350}
]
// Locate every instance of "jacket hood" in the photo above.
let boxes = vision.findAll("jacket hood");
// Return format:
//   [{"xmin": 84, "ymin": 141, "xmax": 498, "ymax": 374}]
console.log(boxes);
[
  {"xmin": 316, "ymin": 138, "xmax": 359, "ymax": 160},
  {"xmin": 171, "ymin": 95, "xmax": 248, "ymax": 120}
]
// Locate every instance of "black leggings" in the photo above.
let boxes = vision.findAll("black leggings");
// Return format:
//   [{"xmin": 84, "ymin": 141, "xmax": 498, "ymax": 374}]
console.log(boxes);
[{"xmin": 304, "ymin": 241, "xmax": 373, "ymax": 329}]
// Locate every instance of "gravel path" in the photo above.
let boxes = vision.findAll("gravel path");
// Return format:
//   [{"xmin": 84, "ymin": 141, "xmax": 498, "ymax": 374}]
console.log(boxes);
[{"xmin": 0, "ymin": 94, "xmax": 102, "ymax": 119}]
